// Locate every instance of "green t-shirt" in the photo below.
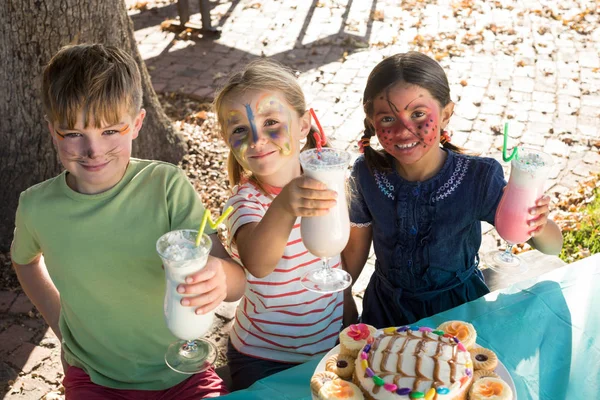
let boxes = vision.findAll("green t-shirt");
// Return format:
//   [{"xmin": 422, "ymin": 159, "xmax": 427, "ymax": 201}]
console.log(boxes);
[{"xmin": 11, "ymin": 159, "xmax": 215, "ymax": 390}]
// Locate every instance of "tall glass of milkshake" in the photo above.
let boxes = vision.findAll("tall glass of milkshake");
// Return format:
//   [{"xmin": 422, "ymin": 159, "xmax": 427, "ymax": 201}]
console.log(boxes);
[
  {"xmin": 156, "ymin": 230, "xmax": 217, "ymax": 374},
  {"xmin": 484, "ymin": 148, "xmax": 554, "ymax": 274},
  {"xmin": 299, "ymin": 148, "xmax": 352, "ymax": 293}
]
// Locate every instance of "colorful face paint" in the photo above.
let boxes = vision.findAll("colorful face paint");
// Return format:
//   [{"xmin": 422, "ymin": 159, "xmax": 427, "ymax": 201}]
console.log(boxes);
[
  {"xmin": 56, "ymin": 124, "xmax": 130, "ymax": 140},
  {"xmin": 244, "ymin": 104, "xmax": 259, "ymax": 144},
  {"xmin": 50, "ymin": 113, "xmax": 140, "ymax": 195},
  {"xmin": 255, "ymin": 95, "xmax": 294, "ymax": 156},
  {"xmin": 371, "ymin": 84, "xmax": 442, "ymax": 165},
  {"xmin": 226, "ymin": 110, "xmax": 251, "ymax": 168}
]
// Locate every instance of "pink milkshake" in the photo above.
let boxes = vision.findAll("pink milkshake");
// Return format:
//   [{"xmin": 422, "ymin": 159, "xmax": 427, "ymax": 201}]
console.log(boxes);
[
  {"xmin": 485, "ymin": 148, "xmax": 554, "ymax": 273},
  {"xmin": 494, "ymin": 149, "xmax": 554, "ymax": 244}
]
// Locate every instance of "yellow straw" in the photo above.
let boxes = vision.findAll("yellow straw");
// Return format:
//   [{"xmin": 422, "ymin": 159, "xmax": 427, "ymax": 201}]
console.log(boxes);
[{"xmin": 195, "ymin": 206, "xmax": 234, "ymax": 246}]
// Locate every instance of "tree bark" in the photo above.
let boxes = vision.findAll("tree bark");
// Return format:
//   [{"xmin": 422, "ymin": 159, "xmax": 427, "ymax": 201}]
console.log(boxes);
[{"xmin": 0, "ymin": 0, "xmax": 187, "ymax": 251}]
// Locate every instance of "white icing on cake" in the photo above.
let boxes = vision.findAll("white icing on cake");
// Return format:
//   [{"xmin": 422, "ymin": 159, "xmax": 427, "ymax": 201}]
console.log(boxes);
[{"xmin": 354, "ymin": 327, "xmax": 473, "ymax": 399}]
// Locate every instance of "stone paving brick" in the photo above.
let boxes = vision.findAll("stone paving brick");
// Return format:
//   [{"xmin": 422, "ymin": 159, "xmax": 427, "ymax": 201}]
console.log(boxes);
[
  {"xmin": 583, "ymin": 151, "xmax": 600, "ymax": 165},
  {"xmin": 4, "ymin": 375, "xmax": 54, "ymax": 400},
  {"xmin": 0, "ymin": 291, "xmax": 17, "ymax": 313},
  {"xmin": 8, "ymin": 294, "xmax": 34, "ymax": 315},
  {"xmin": 8, "ymin": 343, "xmax": 53, "ymax": 374},
  {"xmin": 544, "ymin": 139, "xmax": 572, "ymax": 158},
  {"xmin": 526, "ymin": 122, "xmax": 553, "ymax": 135},
  {"xmin": 0, "ymin": 361, "xmax": 18, "ymax": 386},
  {"xmin": 0, "ymin": 325, "xmax": 35, "ymax": 356}
]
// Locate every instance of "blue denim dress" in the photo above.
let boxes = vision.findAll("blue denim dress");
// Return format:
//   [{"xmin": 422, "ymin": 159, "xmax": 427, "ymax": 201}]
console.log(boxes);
[{"xmin": 349, "ymin": 150, "xmax": 506, "ymax": 328}]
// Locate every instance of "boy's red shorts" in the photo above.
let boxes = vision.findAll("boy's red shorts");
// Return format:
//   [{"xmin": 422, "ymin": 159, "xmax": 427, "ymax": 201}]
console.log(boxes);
[{"xmin": 63, "ymin": 366, "xmax": 228, "ymax": 399}]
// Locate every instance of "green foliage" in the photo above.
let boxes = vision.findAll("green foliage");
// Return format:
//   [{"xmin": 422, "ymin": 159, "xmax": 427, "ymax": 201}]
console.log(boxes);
[{"xmin": 559, "ymin": 187, "xmax": 600, "ymax": 263}]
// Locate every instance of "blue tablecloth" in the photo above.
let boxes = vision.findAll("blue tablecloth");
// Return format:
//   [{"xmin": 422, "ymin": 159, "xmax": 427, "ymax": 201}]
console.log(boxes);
[{"xmin": 221, "ymin": 254, "xmax": 600, "ymax": 400}]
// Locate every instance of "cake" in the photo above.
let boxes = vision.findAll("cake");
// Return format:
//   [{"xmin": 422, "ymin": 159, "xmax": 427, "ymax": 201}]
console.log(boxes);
[
  {"xmin": 318, "ymin": 379, "xmax": 365, "ymax": 400},
  {"xmin": 468, "ymin": 377, "xmax": 513, "ymax": 400},
  {"xmin": 436, "ymin": 321, "xmax": 477, "ymax": 350},
  {"xmin": 354, "ymin": 326, "xmax": 473, "ymax": 399},
  {"xmin": 469, "ymin": 347, "xmax": 498, "ymax": 371},
  {"xmin": 339, "ymin": 323, "xmax": 377, "ymax": 358},
  {"xmin": 326, "ymin": 353, "xmax": 356, "ymax": 380}
]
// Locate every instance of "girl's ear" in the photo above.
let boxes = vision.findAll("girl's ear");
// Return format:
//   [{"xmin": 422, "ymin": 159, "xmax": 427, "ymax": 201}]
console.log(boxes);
[
  {"xmin": 299, "ymin": 110, "xmax": 312, "ymax": 139},
  {"xmin": 441, "ymin": 102, "xmax": 455, "ymax": 130}
]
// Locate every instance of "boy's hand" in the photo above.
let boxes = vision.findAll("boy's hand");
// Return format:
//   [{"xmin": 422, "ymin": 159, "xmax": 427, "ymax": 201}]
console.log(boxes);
[
  {"xmin": 528, "ymin": 195, "xmax": 551, "ymax": 236},
  {"xmin": 177, "ymin": 256, "xmax": 227, "ymax": 315},
  {"xmin": 278, "ymin": 176, "xmax": 338, "ymax": 217}
]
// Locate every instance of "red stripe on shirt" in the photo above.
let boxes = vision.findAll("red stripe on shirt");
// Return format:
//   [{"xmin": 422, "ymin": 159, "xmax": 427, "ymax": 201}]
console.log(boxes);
[
  {"xmin": 242, "ymin": 301, "xmax": 343, "ymax": 327},
  {"xmin": 246, "ymin": 276, "xmax": 301, "ymax": 286},
  {"xmin": 249, "ymin": 287, "xmax": 308, "ymax": 299},
  {"xmin": 230, "ymin": 213, "xmax": 262, "ymax": 229},
  {"xmin": 274, "ymin": 257, "xmax": 319, "ymax": 272},
  {"xmin": 234, "ymin": 315, "xmax": 341, "ymax": 350},
  {"xmin": 286, "ymin": 238, "xmax": 303, "ymax": 246},
  {"xmin": 252, "ymin": 293, "xmax": 334, "ymax": 309},
  {"xmin": 231, "ymin": 325, "xmax": 333, "ymax": 357},
  {"xmin": 281, "ymin": 250, "xmax": 310, "ymax": 260},
  {"xmin": 245, "ymin": 295, "xmax": 340, "ymax": 316},
  {"xmin": 240, "ymin": 309, "xmax": 342, "ymax": 338}
]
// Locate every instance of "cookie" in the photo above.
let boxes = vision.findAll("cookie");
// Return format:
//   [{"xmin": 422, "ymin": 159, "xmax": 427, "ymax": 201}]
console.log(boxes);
[
  {"xmin": 469, "ymin": 347, "xmax": 499, "ymax": 371},
  {"xmin": 325, "ymin": 353, "xmax": 355, "ymax": 380},
  {"xmin": 311, "ymin": 371, "xmax": 339, "ymax": 395},
  {"xmin": 469, "ymin": 377, "xmax": 513, "ymax": 400},
  {"xmin": 473, "ymin": 369, "xmax": 501, "ymax": 381},
  {"xmin": 339, "ymin": 323, "xmax": 376, "ymax": 358},
  {"xmin": 436, "ymin": 320, "xmax": 477, "ymax": 350},
  {"xmin": 318, "ymin": 378, "xmax": 364, "ymax": 400}
]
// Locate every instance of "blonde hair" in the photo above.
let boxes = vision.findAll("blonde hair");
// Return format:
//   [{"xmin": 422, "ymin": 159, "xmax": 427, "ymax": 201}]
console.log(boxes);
[
  {"xmin": 42, "ymin": 44, "xmax": 142, "ymax": 128},
  {"xmin": 213, "ymin": 58, "xmax": 320, "ymax": 189}
]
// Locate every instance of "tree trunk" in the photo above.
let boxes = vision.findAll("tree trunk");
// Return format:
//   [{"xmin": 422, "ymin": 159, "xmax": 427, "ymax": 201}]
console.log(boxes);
[{"xmin": 0, "ymin": 0, "xmax": 187, "ymax": 251}]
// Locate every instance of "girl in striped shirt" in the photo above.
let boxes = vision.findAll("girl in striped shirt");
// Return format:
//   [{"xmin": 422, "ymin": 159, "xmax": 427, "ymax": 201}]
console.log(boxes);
[{"xmin": 214, "ymin": 59, "xmax": 345, "ymax": 391}]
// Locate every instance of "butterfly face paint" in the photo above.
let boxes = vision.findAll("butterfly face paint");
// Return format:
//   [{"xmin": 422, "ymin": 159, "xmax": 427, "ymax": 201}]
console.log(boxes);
[
  {"xmin": 255, "ymin": 94, "xmax": 294, "ymax": 156},
  {"xmin": 371, "ymin": 83, "xmax": 442, "ymax": 165},
  {"xmin": 224, "ymin": 91, "xmax": 297, "ymax": 174}
]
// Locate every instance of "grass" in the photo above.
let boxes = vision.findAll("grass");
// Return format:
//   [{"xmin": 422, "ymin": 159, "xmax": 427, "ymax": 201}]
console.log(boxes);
[{"xmin": 558, "ymin": 183, "xmax": 600, "ymax": 263}]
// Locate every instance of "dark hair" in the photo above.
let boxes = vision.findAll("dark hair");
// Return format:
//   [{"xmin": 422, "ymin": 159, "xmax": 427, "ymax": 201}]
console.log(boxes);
[{"xmin": 361, "ymin": 51, "xmax": 464, "ymax": 172}]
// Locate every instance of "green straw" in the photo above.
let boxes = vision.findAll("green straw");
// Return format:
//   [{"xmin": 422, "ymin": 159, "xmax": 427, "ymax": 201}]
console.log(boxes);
[
  {"xmin": 195, "ymin": 206, "xmax": 234, "ymax": 247},
  {"xmin": 502, "ymin": 122, "xmax": 518, "ymax": 162}
]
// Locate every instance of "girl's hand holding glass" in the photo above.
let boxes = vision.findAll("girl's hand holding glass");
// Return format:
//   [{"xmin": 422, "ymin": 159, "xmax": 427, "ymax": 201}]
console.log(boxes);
[
  {"xmin": 277, "ymin": 176, "xmax": 338, "ymax": 217},
  {"xmin": 528, "ymin": 195, "xmax": 551, "ymax": 237}
]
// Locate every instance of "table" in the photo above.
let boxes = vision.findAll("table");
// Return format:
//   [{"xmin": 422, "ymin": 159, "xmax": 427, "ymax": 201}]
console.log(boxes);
[{"xmin": 221, "ymin": 254, "xmax": 600, "ymax": 400}]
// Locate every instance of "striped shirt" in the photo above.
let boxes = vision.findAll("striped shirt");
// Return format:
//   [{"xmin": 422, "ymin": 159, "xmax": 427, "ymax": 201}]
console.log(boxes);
[{"xmin": 224, "ymin": 181, "xmax": 343, "ymax": 363}]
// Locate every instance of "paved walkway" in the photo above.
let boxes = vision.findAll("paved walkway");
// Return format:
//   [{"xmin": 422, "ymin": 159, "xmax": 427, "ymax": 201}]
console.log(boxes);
[{"xmin": 2, "ymin": 0, "xmax": 599, "ymax": 398}]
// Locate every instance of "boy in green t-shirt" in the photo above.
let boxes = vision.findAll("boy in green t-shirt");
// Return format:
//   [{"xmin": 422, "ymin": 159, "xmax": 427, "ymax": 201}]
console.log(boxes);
[{"xmin": 11, "ymin": 44, "xmax": 245, "ymax": 398}]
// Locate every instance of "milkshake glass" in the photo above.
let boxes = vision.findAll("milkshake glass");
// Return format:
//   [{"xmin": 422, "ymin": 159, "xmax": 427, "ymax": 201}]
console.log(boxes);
[
  {"xmin": 484, "ymin": 148, "xmax": 554, "ymax": 274},
  {"xmin": 156, "ymin": 230, "xmax": 217, "ymax": 374},
  {"xmin": 299, "ymin": 148, "xmax": 352, "ymax": 293}
]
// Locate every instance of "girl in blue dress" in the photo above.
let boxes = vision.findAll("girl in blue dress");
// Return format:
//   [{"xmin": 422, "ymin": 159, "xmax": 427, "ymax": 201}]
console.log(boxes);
[{"xmin": 342, "ymin": 52, "xmax": 563, "ymax": 328}]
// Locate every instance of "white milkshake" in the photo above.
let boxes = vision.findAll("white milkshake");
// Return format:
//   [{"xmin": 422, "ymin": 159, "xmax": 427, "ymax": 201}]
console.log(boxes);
[
  {"xmin": 299, "ymin": 148, "xmax": 351, "ymax": 257},
  {"xmin": 156, "ymin": 229, "xmax": 217, "ymax": 374},
  {"xmin": 299, "ymin": 148, "xmax": 352, "ymax": 293}
]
